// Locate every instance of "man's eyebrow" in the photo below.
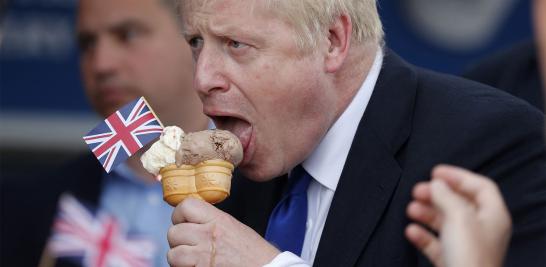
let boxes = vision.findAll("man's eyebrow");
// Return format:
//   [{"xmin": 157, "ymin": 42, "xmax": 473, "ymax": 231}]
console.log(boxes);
[
  {"xmin": 77, "ymin": 18, "xmax": 150, "ymax": 38},
  {"xmin": 181, "ymin": 28, "xmax": 196, "ymax": 37},
  {"xmin": 216, "ymin": 26, "xmax": 265, "ymax": 44},
  {"xmin": 209, "ymin": 23, "xmax": 247, "ymax": 37},
  {"xmin": 109, "ymin": 19, "xmax": 150, "ymax": 33},
  {"xmin": 183, "ymin": 22, "xmax": 265, "ymax": 44}
]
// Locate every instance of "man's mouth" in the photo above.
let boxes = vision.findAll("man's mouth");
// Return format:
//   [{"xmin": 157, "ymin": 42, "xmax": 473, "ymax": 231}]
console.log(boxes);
[
  {"xmin": 211, "ymin": 115, "xmax": 254, "ymax": 164},
  {"xmin": 96, "ymin": 86, "xmax": 127, "ymax": 104}
]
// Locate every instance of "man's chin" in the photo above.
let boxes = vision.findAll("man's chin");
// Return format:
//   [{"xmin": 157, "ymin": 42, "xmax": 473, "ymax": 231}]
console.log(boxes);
[
  {"xmin": 238, "ymin": 163, "xmax": 284, "ymax": 182},
  {"xmin": 95, "ymin": 101, "xmax": 130, "ymax": 118}
]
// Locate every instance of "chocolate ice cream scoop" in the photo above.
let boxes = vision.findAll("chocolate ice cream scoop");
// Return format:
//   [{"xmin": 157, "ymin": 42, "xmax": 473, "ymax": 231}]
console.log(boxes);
[{"xmin": 176, "ymin": 129, "xmax": 243, "ymax": 166}]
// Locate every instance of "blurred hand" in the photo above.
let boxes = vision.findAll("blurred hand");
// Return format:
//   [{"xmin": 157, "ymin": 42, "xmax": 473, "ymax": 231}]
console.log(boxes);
[
  {"xmin": 167, "ymin": 198, "xmax": 280, "ymax": 267},
  {"xmin": 405, "ymin": 165, "xmax": 512, "ymax": 267}
]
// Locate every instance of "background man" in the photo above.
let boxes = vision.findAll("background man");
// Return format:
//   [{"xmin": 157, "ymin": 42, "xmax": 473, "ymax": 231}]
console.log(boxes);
[
  {"xmin": 1, "ymin": 0, "xmax": 208, "ymax": 266},
  {"xmin": 166, "ymin": 0, "xmax": 546, "ymax": 266}
]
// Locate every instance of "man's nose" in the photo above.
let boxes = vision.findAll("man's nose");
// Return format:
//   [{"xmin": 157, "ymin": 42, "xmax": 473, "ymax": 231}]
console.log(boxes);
[
  {"xmin": 90, "ymin": 39, "xmax": 122, "ymax": 78},
  {"xmin": 193, "ymin": 47, "xmax": 229, "ymax": 97}
]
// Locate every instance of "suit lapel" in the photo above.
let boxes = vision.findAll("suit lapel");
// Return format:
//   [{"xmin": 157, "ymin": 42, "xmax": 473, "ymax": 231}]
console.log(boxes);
[{"xmin": 313, "ymin": 50, "xmax": 418, "ymax": 266}]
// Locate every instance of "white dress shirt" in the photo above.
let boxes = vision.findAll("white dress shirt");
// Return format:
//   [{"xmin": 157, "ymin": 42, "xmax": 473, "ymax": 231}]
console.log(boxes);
[{"xmin": 264, "ymin": 50, "xmax": 384, "ymax": 267}]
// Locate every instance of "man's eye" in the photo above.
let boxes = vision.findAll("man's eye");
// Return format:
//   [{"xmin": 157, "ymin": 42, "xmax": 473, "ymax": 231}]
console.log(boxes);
[
  {"xmin": 188, "ymin": 37, "xmax": 204, "ymax": 49},
  {"xmin": 118, "ymin": 27, "xmax": 139, "ymax": 43},
  {"xmin": 78, "ymin": 35, "xmax": 96, "ymax": 52},
  {"xmin": 228, "ymin": 40, "xmax": 247, "ymax": 49}
]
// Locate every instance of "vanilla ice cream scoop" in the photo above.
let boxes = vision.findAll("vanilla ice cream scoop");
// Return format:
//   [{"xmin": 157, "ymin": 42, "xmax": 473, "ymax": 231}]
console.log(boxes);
[{"xmin": 140, "ymin": 126, "xmax": 184, "ymax": 176}]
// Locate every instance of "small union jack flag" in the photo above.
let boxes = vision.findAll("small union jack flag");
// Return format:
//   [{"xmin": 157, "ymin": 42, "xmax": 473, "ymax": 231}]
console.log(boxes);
[
  {"xmin": 83, "ymin": 97, "xmax": 163, "ymax": 173},
  {"xmin": 47, "ymin": 194, "xmax": 156, "ymax": 267}
]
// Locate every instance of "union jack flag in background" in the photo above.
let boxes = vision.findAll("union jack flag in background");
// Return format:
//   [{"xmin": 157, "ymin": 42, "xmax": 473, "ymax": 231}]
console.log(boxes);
[
  {"xmin": 83, "ymin": 97, "xmax": 163, "ymax": 173},
  {"xmin": 47, "ymin": 194, "xmax": 156, "ymax": 267}
]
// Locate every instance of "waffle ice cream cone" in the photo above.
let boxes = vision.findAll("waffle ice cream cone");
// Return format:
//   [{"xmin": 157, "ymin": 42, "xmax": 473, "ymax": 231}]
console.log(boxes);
[
  {"xmin": 159, "ymin": 160, "xmax": 234, "ymax": 206},
  {"xmin": 160, "ymin": 164, "xmax": 202, "ymax": 206},
  {"xmin": 195, "ymin": 159, "xmax": 234, "ymax": 204}
]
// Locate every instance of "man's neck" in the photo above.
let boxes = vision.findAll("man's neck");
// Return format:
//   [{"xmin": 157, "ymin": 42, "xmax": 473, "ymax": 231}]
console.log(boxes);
[{"xmin": 333, "ymin": 43, "xmax": 379, "ymax": 121}]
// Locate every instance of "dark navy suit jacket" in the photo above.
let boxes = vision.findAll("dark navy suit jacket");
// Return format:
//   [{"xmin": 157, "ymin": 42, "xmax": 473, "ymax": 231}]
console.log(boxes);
[{"xmin": 463, "ymin": 41, "xmax": 544, "ymax": 112}]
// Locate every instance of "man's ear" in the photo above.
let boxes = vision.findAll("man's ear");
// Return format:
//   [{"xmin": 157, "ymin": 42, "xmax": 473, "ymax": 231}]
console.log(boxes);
[{"xmin": 324, "ymin": 14, "xmax": 352, "ymax": 73}]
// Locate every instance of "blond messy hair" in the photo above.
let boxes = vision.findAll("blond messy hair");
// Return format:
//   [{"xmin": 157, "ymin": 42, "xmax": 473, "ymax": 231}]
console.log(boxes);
[
  {"xmin": 264, "ymin": 0, "xmax": 383, "ymax": 51},
  {"xmin": 175, "ymin": 0, "xmax": 383, "ymax": 52}
]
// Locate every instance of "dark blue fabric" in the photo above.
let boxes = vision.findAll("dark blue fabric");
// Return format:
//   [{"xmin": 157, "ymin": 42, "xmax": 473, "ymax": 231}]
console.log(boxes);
[{"xmin": 265, "ymin": 165, "xmax": 312, "ymax": 256}]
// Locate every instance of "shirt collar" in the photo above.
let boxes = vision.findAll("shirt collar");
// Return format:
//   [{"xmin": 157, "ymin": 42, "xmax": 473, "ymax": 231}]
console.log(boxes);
[
  {"xmin": 302, "ymin": 49, "xmax": 383, "ymax": 191},
  {"xmin": 208, "ymin": 119, "xmax": 217, "ymax": 129}
]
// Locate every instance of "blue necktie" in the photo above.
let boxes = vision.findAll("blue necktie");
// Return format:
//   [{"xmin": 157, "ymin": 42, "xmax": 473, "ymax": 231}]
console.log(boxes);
[{"xmin": 265, "ymin": 165, "xmax": 312, "ymax": 256}]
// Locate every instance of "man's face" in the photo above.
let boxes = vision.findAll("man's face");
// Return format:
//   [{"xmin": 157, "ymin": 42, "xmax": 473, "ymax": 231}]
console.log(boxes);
[
  {"xmin": 182, "ymin": 0, "xmax": 341, "ymax": 180},
  {"xmin": 78, "ymin": 0, "xmax": 197, "ymax": 126}
]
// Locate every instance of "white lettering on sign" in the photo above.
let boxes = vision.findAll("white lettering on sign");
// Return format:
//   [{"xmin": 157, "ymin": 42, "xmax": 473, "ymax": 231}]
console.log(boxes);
[{"xmin": 1, "ymin": 14, "xmax": 75, "ymax": 60}]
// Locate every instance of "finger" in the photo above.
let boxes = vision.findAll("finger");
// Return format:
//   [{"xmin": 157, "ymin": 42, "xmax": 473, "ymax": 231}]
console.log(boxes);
[
  {"xmin": 167, "ymin": 245, "xmax": 198, "ymax": 267},
  {"xmin": 172, "ymin": 197, "xmax": 218, "ymax": 225},
  {"xmin": 429, "ymin": 180, "xmax": 472, "ymax": 220},
  {"xmin": 432, "ymin": 165, "xmax": 505, "ymax": 209},
  {"xmin": 405, "ymin": 224, "xmax": 444, "ymax": 267},
  {"xmin": 432, "ymin": 164, "xmax": 489, "ymax": 197},
  {"xmin": 406, "ymin": 201, "xmax": 442, "ymax": 231},
  {"xmin": 412, "ymin": 182, "xmax": 432, "ymax": 203},
  {"xmin": 167, "ymin": 223, "xmax": 207, "ymax": 248}
]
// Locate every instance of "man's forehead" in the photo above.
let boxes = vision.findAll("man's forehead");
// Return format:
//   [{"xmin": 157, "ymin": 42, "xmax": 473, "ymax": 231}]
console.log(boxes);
[
  {"xmin": 181, "ymin": 0, "xmax": 267, "ymax": 32},
  {"xmin": 182, "ymin": 0, "xmax": 258, "ymax": 12},
  {"xmin": 78, "ymin": 0, "xmax": 162, "ymax": 30}
]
